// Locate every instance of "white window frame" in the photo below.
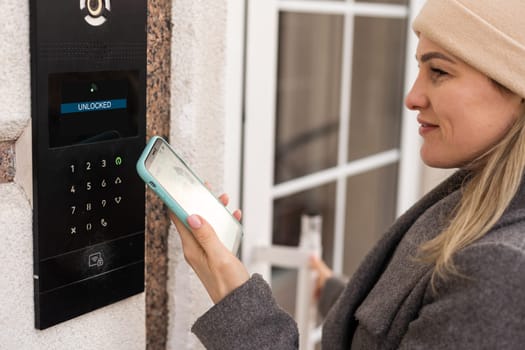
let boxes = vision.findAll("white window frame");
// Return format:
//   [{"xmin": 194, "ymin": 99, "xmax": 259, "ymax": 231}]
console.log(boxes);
[
  {"xmin": 223, "ymin": 0, "xmax": 246, "ymax": 211},
  {"xmin": 243, "ymin": 0, "xmax": 425, "ymax": 280},
  {"xmin": 228, "ymin": 1, "xmax": 429, "ymax": 349}
]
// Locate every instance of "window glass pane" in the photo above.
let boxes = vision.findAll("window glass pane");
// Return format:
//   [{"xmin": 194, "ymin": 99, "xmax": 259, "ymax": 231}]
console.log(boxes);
[
  {"xmin": 271, "ymin": 267, "xmax": 298, "ymax": 317},
  {"xmin": 273, "ymin": 182, "xmax": 336, "ymax": 267},
  {"xmin": 343, "ymin": 164, "xmax": 398, "ymax": 277},
  {"xmin": 270, "ymin": 267, "xmax": 323, "ymax": 333},
  {"xmin": 275, "ymin": 12, "xmax": 343, "ymax": 184},
  {"xmin": 347, "ymin": 16, "xmax": 407, "ymax": 161},
  {"xmin": 272, "ymin": 182, "xmax": 336, "ymax": 323}
]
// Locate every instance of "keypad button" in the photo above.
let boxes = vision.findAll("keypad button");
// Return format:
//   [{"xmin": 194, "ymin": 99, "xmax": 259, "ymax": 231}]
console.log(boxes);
[
  {"xmin": 114, "ymin": 156, "xmax": 123, "ymax": 167},
  {"xmin": 85, "ymin": 161, "xmax": 93, "ymax": 172},
  {"xmin": 114, "ymin": 177, "xmax": 122, "ymax": 185},
  {"xmin": 114, "ymin": 196, "xmax": 122, "ymax": 205},
  {"xmin": 101, "ymin": 179, "xmax": 108, "ymax": 188},
  {"xmin": 69, "ymin": 185, "xmax": 77, "ymax": 195},
  {"xmin": 70, "ymin": 226, "xmax": 77, "ymax": 235},
  {"xmin": 69, "ymin": 163, "xmax": 77, "ymax": 174}
]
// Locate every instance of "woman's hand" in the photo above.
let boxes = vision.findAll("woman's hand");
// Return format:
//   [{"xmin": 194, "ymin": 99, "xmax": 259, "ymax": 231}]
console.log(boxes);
[
  {"xmin": 309, "ymin": 255, "xmax": 333, "ymax": 300},
  {"xmin": 170, "ymin": 193, "xmax": 249, "ymax": 304}
]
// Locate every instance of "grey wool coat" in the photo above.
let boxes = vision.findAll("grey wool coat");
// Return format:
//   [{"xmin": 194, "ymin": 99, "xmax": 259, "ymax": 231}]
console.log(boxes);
[{"xmin": 192, "ymin": 170, "xmax": 525, "ymax": 349}]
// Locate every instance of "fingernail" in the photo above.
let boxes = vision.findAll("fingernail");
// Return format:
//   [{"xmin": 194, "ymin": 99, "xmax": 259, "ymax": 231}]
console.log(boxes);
[{"xmin": 188, "ymin": 215, "xmax": 202, "ymax": 229}]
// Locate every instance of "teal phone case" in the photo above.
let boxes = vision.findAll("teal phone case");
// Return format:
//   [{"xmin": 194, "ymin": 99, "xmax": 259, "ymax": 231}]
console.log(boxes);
[
  {"xmin": 136, "ymin": 136, "xmax": 192, "ymax": 227},
  {"xmin": 136, "ymin": 136, "xmax": 242, "ymax": 253}
]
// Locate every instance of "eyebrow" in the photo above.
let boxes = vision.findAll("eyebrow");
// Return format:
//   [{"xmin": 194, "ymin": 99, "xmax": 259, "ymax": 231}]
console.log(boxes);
[{"xmin": 418, "ymin": 52, "xmax": 456, "ymax": 64}]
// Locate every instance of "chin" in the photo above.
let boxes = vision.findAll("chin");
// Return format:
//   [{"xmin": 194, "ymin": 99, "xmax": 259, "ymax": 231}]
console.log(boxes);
[
  {"xmin": 420, "ymin": 149, "xmax": 460, "ymax": 169},
  {"xmin": 422, "ymin": 160, "xmax": 458, "ymax": 169}
]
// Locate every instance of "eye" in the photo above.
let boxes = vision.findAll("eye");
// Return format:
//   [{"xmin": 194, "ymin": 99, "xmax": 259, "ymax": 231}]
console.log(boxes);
[{"xmin": 430, "ymin": 67, "xmax": 448, "ymax": 76}]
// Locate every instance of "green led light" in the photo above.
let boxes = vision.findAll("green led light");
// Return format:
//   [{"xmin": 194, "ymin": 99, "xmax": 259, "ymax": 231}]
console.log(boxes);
[{"xmin": 115, "ymin": 156, "xmax": 123, "ymax": 166}]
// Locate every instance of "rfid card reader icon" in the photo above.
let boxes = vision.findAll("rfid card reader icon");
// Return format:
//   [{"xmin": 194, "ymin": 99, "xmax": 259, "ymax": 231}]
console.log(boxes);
[
  {"xmin": 88, "ymin": 252, "xmax": 104, "ymax": 267},
  {"xmin": 80, "ymin": 0, "xmax": 111, "ymax": 27}
]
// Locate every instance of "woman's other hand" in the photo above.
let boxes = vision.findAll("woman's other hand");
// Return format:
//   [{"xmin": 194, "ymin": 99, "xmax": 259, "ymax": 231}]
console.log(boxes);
[
  {"xmin": 170, "ymin": 193, "xmax": 249, "ymax": 304},
  {"xmin": 309, "ymin": 255, "xmax": 333, "ymax": 300}
]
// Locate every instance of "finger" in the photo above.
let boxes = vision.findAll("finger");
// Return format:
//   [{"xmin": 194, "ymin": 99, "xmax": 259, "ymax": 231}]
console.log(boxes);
[
  {"xmin": 168, "ymin": 211, "xmax": 181, "ymax": 226},
  {"xmin": 219, "ymin": 193, "xmax": 229, "ymax": 206},
  {"xmin": 186, "ymin": 214, "xmax": 226, "ymax": 257},
  {"xmin": 233, "ymin": 209, "xmax": 242, "ymax": 221},
  {"xmin": 310, "ymin": 255, "xmax": 328, "ymax": 271},
  {"xmin": 170, "ymin": 212, "xmax": 205, "ymax": 261},
  {"xmin": 169, "ymin": 211, "xmax": 191, "ymax": 236},
  {"xmin": 172, "ymin": 214, "xmax": 198, "ymax": 249},
  {"xmin": 309, "ymin": 255, "xmax": 320, "ymax": 269}
]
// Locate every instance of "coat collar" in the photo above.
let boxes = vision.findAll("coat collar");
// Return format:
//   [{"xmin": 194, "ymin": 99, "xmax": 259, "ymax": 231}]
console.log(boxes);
[{"xmin": 322, "ymin": 170, "xmax": 469, "ymax": 349}]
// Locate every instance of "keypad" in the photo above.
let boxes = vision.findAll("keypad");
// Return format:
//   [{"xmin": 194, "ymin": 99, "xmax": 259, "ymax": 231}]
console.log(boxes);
[{"xmin": 66, "ymin": 154, "xmax": 127, "ymax": 236}]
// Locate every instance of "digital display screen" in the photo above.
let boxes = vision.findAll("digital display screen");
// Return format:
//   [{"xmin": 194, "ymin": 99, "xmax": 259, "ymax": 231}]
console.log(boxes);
[{"xmin": 48, "ymin": 71, "xmax": 140, "ymax": 147}]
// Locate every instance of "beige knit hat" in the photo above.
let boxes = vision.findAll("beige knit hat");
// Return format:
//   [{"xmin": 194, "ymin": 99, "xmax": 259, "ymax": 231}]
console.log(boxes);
[{"xmin": 413, "ymin": 0, "xmax": 525, "ymax": 98}]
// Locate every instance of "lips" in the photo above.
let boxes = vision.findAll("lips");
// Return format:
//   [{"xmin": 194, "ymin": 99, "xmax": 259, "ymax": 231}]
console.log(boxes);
[
  {"xmin": 417, "ymin": 116, "xmax": 438, "ymax": 135},
  {"xmin": 417, "ymin": 116, "xmax": 438, "ymax": 127},
  {"xmin": 420, "ymin": 122, "xmax": 438, "ymax": 127}
]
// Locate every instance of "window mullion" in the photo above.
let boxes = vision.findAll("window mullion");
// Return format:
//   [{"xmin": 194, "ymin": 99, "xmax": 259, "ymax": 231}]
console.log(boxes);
[{"xmin": 333, "ymin": 12, "xmax": 354, "ymax": 275}]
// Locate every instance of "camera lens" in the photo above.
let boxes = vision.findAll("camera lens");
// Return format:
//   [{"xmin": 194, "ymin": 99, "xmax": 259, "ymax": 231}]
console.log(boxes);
[
  {"xmin": 87, "ymin": 0, "xmax": 103, "ymax": 17},
  {"xmin": 89, "ymin": 83, "xmax": 98, "ymax": 93}
]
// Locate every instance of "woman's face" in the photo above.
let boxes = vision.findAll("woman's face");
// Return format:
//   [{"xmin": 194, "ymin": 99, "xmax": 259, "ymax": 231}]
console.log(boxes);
[{"xmin": 405, "ymin": 35, "xmax": 523, "ymax": 168}]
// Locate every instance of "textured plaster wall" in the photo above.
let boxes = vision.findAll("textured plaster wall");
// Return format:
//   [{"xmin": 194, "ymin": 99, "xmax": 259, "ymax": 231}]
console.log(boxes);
[
  {"xmin": 0, "ymin": 0, "xmax": 31, "ymax": 141},
  {"xmin": 0, "ymin": 0, "xmax": 145, "ymax": 348},
  {"xmin": 167, "ymin": 0, "xmax": 228, "ymax": 348}
]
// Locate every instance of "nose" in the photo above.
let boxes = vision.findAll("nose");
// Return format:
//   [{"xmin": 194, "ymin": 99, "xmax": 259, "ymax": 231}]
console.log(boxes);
[{"xmin": 405, "ymin": 72, "xmax": 428, "ymax": 111}]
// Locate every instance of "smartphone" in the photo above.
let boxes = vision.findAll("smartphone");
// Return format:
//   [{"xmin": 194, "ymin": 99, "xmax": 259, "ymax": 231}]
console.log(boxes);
[{"xmin": 136, "ymin": 136, "xmax": 243, "ymax": 254}]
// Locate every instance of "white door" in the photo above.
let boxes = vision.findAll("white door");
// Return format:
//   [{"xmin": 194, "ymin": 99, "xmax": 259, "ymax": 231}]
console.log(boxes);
[{"xmin": 242, "ymin": 0, "xmax": 425, "ymax": 345}]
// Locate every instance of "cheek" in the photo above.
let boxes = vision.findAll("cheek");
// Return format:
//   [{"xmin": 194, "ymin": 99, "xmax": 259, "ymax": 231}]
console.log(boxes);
[
  {"xmin": 442, "ymin": 94, "xmax": 514, "ymax": 145},
  {"xmin": 434, "ymin": 105, "xmax": 469, "ymax": 141},
  {"xmin": 470, "ymin": 103, "xmax": 518, "ymax": 143}
]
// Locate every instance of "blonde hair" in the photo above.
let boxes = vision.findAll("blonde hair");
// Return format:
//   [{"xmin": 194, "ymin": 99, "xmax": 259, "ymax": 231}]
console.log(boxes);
[{"xmin": 420, "ymin": 101, "xmax": 525, "ymax": 287}]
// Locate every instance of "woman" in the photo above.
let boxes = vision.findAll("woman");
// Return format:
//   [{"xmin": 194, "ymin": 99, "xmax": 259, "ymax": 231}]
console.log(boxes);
[{"xmin": 172, "ymin": 0, "xmax": 525, "ymax": 348}]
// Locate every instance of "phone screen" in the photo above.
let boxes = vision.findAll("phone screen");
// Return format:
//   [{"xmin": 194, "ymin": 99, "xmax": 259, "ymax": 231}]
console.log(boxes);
[{"xmin": 145, "ymin": 140, "xmax": 241, "ymax": 252}]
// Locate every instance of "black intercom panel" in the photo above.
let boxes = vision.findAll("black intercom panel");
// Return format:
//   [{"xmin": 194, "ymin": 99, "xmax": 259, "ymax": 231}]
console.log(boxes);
[{"xmin": 30, "ymin": 0, "xmax": 147, "ymax": 329}]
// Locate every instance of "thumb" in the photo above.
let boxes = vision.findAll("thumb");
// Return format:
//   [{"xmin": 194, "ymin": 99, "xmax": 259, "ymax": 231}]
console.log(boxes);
[
  {"xmin": 309, "ymin": 255, "xmax": 322, "ymax": 271},
  {"xmin": 187, "ymin": 214, "xmax": 223, "ymax": 253}
]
